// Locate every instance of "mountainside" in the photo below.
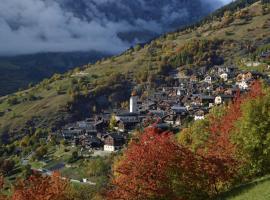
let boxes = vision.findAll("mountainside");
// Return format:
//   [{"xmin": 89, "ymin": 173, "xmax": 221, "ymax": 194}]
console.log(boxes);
[
  {"xmin": 55, "ymin": 0, "xmax": 220, "ymax": 42},
  {"xmin": 0, "ymin": 0, "xmax": 224, "ymax": 96},
  {"xmin": 0, "ymin": 52, "xmax": 109, "ymax": 96},
  {"xmin": 0, "ymin": 0, "xmax": 269, "ymax": 140}
]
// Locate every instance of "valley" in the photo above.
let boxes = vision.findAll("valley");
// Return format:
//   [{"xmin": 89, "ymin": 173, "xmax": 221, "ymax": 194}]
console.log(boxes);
[{"xmin": 0, "ymin": 0, "xmax": 270, "ymax": 199}]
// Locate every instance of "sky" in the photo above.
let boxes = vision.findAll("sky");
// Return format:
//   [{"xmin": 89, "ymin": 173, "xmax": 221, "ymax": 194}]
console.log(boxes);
[{"xmin": 0, "ymin": 0, "xmax": 231, "ymax": 56}]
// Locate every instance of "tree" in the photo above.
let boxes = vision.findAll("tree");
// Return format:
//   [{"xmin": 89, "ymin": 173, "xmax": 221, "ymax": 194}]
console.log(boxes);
[
  {"xmin": 108, "ymin": 128, "xmax": 209, "ymax": 200},
  {"xmin": 177, "ymin": 81, "xmax": 266, "ymax": 195},
  {"xmin": 7, "ymin": 96, "xmax": 19, "ymax": 106},
  {"xmin": 109, "ymin": 115, "xmax": 117, "ymax": 131},
  {"xmin": 233, "ymin": 82, "xmax": 270, "ymax": 175},
  {"xmin": 12, "ymin": 172, "xmax": 69, "ymax": 200},
  {"xmin": 68, "ymin": 151, "xmax": 79, "ymax": 163},
  {"xmin": 0, "ymin": 174, "xmax": 8, "ymax": 200},
  {"xmin": 34, "ymin": 146, "xmax": 48, "ymax": 160},
  {"xmin": 0, "ymin": 159, "xmax": 15, "ymax": 176},
  {"xmin": 87, "ymin": 158, "xmax": 110, "ymax": 177},
  {"xmin": 21, "ymin": 165, "xmax": 32, "ymax": 179}
]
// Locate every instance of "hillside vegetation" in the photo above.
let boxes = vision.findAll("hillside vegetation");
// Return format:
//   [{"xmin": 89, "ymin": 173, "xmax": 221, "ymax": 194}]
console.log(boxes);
[
  {"xmin": 0, "ymin": 51, "xmax": 109, "ymax": 96},
  {"xmin": 218, "ymin": 176, "xmax": 270, "ymax": 200},
  {"xmin": 0, "ymin": 0, "xmax": 269, "ymax": 141}
]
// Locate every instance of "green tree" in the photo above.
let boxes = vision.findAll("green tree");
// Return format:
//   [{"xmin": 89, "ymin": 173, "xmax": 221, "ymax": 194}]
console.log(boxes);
[
  {"xmin": 109, "ymin": 114, "xmax": 118, "ymax": 131},
  {"xmin": 233, "ymin": 90, "xmax": 270, "ymax": 176},
  {"xmin": 7, "ymin": 96, "xmax": 19, "ymax": 105},
  {"xmin": 34, "ymin": 146, "xmax": 48, "ymax": 160},
  {"xmin": 68, "ymin": 151, "xmax": 79, "ymax": 163},
  {"xmin": 21, "ymin": 164, "xmax": 32, "ymax": 179}
]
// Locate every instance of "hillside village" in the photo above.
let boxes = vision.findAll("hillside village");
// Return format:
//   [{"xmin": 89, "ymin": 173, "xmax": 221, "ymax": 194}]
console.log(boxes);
[
  {"xmin": 1, "ymin": 1, "xmax": 270, "ymax": 199},
  {"xmin": 56, "ymin": 59, "xmax": 270, "ymax": 154}
]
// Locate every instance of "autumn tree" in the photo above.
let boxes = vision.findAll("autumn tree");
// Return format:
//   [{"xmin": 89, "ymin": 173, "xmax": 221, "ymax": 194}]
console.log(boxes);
[
  {"xmin": 178, "ymin": 80, "xmax": 266, "ymax": 194},
  {"xmin": 11, "ymin": 172, "xmax": 69, "ymax": 200},
  {"xmin": 233, "ymin": 81, "xmax": 270, "ymax": 176},
  {"xmin": 108, "ymin": 128, "xmax": 209, "ymax": 200},
  {"xmin": 0, "ymin": 174, "xmax": 8, "ymax": 200}
]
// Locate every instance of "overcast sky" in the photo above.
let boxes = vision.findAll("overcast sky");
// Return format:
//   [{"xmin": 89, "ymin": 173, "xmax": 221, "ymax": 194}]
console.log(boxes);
[{"xmin": 0, "ymin": 0, "xmax": 231, "ymax": 56}]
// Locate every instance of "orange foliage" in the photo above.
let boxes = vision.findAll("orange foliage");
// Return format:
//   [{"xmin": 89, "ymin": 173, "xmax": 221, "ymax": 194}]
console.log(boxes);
[
  {"xmin": 108, "ymin": 128, "xmax": 213, "ymax": 200},
  {"xmin": 11, "ymin": 172, "xmax": 69, "ymax": 200},
  {"xmin": 0, "ymin": 174, "xmax": 8, "ymax": 200},
  {"xmin": 205, "ymin": 80, "xmax": 264, "ymax": 158},
  {"xmin": 197, "ymin": 80, "xmax": 265, "ymax": 193}
]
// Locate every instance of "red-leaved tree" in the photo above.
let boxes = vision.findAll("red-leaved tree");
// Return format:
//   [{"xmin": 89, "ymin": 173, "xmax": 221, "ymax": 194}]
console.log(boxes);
[
  {"xmin": 197, "ymin": 80, "xmax": 265, "ymax": 193},
  {"xmin": 11, "ymin": 172, "xmax": 69, "ymax": 200},
  {"xmin": 108, "ymin": 128, "xmax": 211, "ymax": 200}
]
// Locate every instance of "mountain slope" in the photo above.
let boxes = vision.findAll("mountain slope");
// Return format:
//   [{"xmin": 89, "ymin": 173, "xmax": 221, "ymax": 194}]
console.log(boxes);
[
  {"xmin": 0, "ymin": 0, "xmax": 269, "ymax": 141},
  {"xmin": 0, "ymin": 0, "xmax": 223, "ymax": 96},
  {"xmin": 0, "ymin": 51, "xmax": 109, "ymax": 96}
]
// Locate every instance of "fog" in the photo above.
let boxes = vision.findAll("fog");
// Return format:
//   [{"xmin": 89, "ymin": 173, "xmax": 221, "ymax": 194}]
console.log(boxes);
[{"xmin": 0, "ymin": 0, "xmax": 230, "ymax": 56}]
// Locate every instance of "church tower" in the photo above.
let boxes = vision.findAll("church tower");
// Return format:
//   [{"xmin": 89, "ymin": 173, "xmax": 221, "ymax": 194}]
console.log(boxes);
[{"xmin": 130, "ymin": 91, "xmax": 138, "ymax": 113}]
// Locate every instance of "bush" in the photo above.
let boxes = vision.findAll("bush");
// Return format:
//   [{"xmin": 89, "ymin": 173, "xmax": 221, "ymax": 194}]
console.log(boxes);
[{"xmin": 7, "ymin": 96, "xmax": 19, "ymax": 105}]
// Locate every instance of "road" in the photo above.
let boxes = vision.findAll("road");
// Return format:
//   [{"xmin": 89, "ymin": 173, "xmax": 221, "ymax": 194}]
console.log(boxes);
[{"xmin": 21, "ymin": 156, "xmax": 96, "ymax": 185}]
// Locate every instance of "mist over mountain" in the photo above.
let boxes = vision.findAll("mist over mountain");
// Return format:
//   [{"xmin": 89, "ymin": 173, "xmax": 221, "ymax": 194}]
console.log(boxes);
[
  {"xmin": 0, "ymin": 0, "xmax": 231, "ymax": 96},
  {"xmin": 0, "ymin": 0, "xmax": 228, "ymax": 56}
]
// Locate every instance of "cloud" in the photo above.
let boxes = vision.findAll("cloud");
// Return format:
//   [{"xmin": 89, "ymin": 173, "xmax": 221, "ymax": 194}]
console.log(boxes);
[
  {"xmin": 0, "ymin": 0, "xmax": 225, "ymax": 56},
  {"xmin": 0, "ymin": 0, "xmax": 133, "ymax": 56}
]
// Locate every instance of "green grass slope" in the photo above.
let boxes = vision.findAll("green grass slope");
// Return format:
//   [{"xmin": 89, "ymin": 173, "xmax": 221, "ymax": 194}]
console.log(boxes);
[
  {"xmin": 218, "ymin": 176, "xmax": 270, "ymax": 200},
  {"xmin": 0, "ymin": 0, "xmax": 269, "ymax": 138},
  {"xmin": 0, "ymin": 51, "xmax": 109, "ymax": 96}
]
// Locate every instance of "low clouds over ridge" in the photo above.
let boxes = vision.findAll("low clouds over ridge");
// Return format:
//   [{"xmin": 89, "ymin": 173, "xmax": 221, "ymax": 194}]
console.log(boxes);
[{"xmin": 0, "ymin": 0, "xmax": 228, "ymax": 56}]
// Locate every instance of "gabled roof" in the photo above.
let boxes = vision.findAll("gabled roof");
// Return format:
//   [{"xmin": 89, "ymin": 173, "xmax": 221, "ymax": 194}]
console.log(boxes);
[{"xmin": 115, "ymin": 112, "xmax": 139, "ymax": 117}]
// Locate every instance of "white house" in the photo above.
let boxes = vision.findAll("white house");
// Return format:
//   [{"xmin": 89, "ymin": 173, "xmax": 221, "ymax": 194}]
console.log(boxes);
[
  {"xmin": 104, "ymin": 145, "xmax": 115, "ymax": 152},
  {"xmin": 215, "ymin": 96, "xmax": 222, "ymax": 105},
  {"xmin": 104, "ymin": 134, "xmax": 125, "ymax": 152},
  {"xmin": 220, "ymin": 73, "xmax": 228, "ymax": 81},
  {"xmin": 246, "ymin": 61, "xmax": 261, "ymax": 67},
  {"xmin": 177, "ymin": 89, "xmax": 181, "ymax": 96},
  {"xmin": 204, "ymin": 75, "xmax": 212, "ymax": 84},
  {"xmin": 195, "ymin": 115, "xmax": 205, "ymax": 121},
  {"xmin": 236, "ymin": 81, "xmax": 249, "ymax": 90},
  {"xmin": 194, "ymin": 110, "xmax": 205, "ymax": 121}
]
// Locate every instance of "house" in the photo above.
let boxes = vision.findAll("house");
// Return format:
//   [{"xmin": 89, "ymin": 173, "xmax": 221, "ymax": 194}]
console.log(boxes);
[
  {"xmin": 220, "ymin": 94, "xmax": 234, "ymax": 103},
  {"xmin": 215, "ymin": 96, "xmax": 222, "ymax": 105},
  {"xmin": 62, "ymin": 128, "xmax": 84, "ymax": 140},
  {"xmin": 148, "ymin": 110, "xmax": 167, "ymax": 119},
  {"xmin": 204, "ymin": 75, "xmax": 212, "ymax": 84},
  {"xmin": 215, "ymin": 65, "xmax": 237, "ymax": 75},
  {"xmin": 220, "ymin": 73, "xmax": 228, "ymax": 81},
  {"xmin": 245, "ymin": 61, "xmax": 261, "ymax": 67},
  {"xmin": 151, "ymin": 123, "xmax": 171, "ymax": 131},
  {"xmin": 116, "ymin": 119, "xmax": 139, "ymax": 132},
  {"xmin": 171, "ymin": 105, "xmax": 188, "ymax": 115},
  {"xmin": 260, "ymin": 51, "xmax": 270, "ymax": 59},
  {"xmin": 104, "ymin": 134, "xmax": 125, "ymax": 152},
  {"xmin": 194, "ymin": 110, "xmax": 205, "ymax": 121},
  {"xmin": 236, "ymin": 72, "xmax": 252, "ymax": 82},
  {"xmin": 162, "ymin": 114, "xmax": 182, "ymax": 126},
  {"xmin": 77, "ymin": 120, "xmax": 97, "ymax": 135},
  {"xmin": 236, "ymin": 81, "xmax": 249, "ymax": 90},
  {"xmin": 115, "ymin": 112, "xmax": 139, "ymax": 123},
  {"xmin": 114, "ymin": 111, "xmax": 140, "ymax": 131},
  {"xmin": 192, "ymin": 94, "xmax": 215, "ymax": 106},
  {"xmin": 82, "ymin": 136, "xmax": 103, "ymax": 149}
]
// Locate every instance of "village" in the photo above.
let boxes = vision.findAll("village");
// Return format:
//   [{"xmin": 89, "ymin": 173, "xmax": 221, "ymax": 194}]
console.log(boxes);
[{"xmin": 55, "ymin": 63, "xmax": 270, "ymax": 154}]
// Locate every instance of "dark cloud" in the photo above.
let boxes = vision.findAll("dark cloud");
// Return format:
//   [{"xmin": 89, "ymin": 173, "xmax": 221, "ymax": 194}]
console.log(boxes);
[{"xmin": 0, "ymin": 0, "xmax": 228, "ymax": 56}]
